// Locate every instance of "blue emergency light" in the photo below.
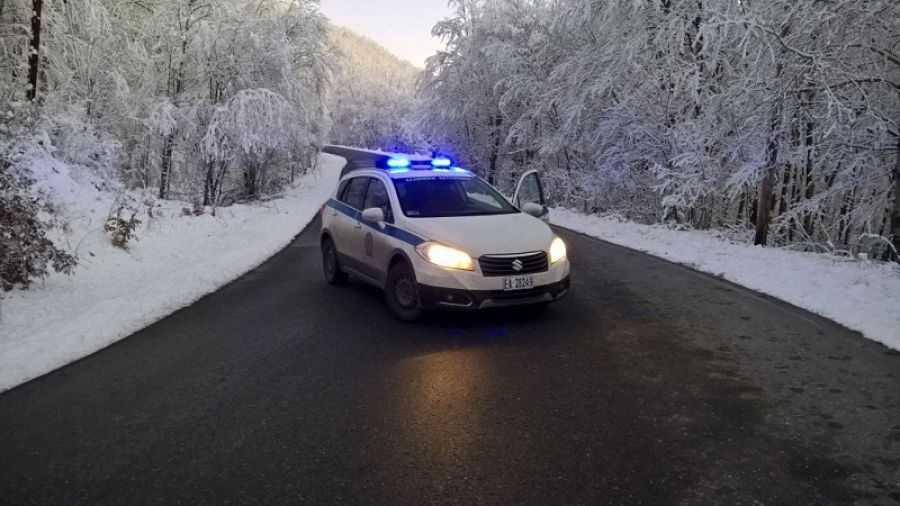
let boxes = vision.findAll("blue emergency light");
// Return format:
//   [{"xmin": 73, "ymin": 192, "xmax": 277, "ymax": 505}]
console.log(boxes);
[
  {"xmin": 431, "ymin": 157, "xmax": 453, "ymax": 168},
  {"xmin": 386, "ymin": 157, "xmax": 411, "ymax": 168}
]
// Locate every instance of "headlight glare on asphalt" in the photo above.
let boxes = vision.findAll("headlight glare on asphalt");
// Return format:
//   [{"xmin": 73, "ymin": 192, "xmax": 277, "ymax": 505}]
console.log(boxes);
[
  {"xmin": 416, "ymin": 242, "xmax": 475, "ymax": 271},
  {"xmin": 549, "ymin": 236, "xmax": 567, "ymax": 264}
]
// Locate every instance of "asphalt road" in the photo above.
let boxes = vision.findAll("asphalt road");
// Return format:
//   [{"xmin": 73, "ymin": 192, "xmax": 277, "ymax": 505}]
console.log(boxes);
[{"xmin": 1, "ymin": 216, "xmax": 899, "ymax": 504}]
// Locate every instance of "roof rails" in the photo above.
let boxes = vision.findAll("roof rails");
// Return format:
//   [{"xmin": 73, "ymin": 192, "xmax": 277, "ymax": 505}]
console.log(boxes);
[{"xmin": 322, "ymin": 145, "xmax": 434, "ymax": 176}]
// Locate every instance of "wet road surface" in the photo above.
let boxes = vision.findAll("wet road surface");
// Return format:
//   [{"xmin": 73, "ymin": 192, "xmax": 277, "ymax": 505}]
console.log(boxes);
[{"xmin": 1, "ymin": 216, "xmax": 899, "ymax": 504}]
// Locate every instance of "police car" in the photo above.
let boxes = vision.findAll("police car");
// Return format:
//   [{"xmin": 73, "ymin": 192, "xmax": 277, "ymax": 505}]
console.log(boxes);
[{"xmin": 319, "ymin": 145, "xmax": 570, "ymax": 321}]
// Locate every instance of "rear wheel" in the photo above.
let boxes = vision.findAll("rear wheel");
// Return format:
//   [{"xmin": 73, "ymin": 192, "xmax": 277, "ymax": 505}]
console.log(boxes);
[
  {"xmin": 385, "ymin": 261, "xmax": 423, "ymax": 322},
  {"xmin": 321, "ymin": 237, "xmax": 348, "ymax": 285}
]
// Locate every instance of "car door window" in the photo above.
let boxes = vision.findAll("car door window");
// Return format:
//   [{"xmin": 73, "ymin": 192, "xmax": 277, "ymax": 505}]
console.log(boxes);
[
  {"xmin": 516, "ymin": 173, "xmax": 544, "ymax": 208},
  {"xmin": 363, "ymin": 178, "xmax": 394, "ymax": 223},
  {"xmin": 336, "ymin": 179, "xmax": 351, "ymax": 201},
  {"xmin": 340, "ymin": 177, "xmax": 369, "ymax": 210}
]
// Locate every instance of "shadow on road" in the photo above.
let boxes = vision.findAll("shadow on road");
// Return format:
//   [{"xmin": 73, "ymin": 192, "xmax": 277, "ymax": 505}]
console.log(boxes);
[{"xmin": 335, "ymin": 276, "xmax": 571, "ymax": 349}]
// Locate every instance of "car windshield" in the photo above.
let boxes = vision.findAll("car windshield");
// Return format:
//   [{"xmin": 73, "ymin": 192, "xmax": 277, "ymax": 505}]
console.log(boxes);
[{"xmin": 392, "ymin": 176, "xmax": 518, "ymax": 218}]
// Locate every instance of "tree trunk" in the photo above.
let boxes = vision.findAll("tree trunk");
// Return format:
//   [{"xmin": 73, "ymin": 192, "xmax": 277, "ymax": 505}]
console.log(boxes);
[
  {"xmin": 158, "ymin": 6, "xmax": 192, "ymax": 201},
  {"xmin": 749, "ymin": 193, "xmax": 758, "ymax": 228},
  {"xmin": 801, "ymin": 90, "xmax": 816, "ymax": 238},
  {"xmin": 735, "ymin": 193, "xmax": 745, "ymax": 226},
  {"xmin": 26, "ymin": 0, "xmax": 43, "ymax": 101},
  {"xmin": 202, "ymin": 161, "xmax": 215, "ymax": 206},
  {"xmin": 754, "ymin": 169, "xmax": 776, "ymax": 246},
  {"xmin": 890, "ymin": 137, "xmax": 900, "ymax": 262},
  {"xmin": 837, "ymin": 186, "xmax": 855, "ymax": 248},
  {"xmin": 243, "ymin": 162, "xmax": 258, "ymax": 200},
  {"xmin": 158, "ymin": 133, "xmax": 175, "ymax": 199},
  {"xmin": 777, "ymin": 164, "xmax": 795, "ymax": 241},
  {"xmin": 487, "ymin": 115, "xmax": 502, "ymax": 185},
  {"xmin": 754, "ymin": 105, "xmax": 782, "ymax": 246},
  {"xmin": 777, "ymin": 164, "xmax": 792, "ymax": 216},
  {"xmin": 208, "ymin": 160, "xmax": 229, "ymax": 215},
  {"xmin": 141, "ymin": 151, "xmax": 150, "ymax": 189}
]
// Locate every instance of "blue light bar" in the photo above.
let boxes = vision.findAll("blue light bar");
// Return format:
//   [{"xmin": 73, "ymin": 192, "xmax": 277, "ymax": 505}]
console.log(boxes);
[
  {"xmin": 431, "ymin": 156, "xmax": 453, "ymax": 168},
  {"xmin": 386, "ymin": 157, "xmax": 411, "ymax": 168}
]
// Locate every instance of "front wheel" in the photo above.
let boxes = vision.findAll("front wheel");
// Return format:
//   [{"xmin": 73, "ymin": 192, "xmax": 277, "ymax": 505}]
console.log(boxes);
[
  {"xmin": 385, "ymin": 261, "xmax": 423, "ymax": 322},
  {"xmin": 322, "ymin": 237, "xmax": 349, "ymax": 285}
]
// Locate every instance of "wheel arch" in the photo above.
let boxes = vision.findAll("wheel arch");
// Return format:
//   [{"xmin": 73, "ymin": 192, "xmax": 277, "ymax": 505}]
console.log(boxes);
[{"xmin": 388, "ymin": 248, "xmax": 414, "ymax": 271}]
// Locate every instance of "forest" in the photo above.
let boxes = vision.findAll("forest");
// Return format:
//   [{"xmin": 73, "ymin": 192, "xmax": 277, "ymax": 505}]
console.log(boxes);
[
  {"xmin": 1, "ymin": 0, "xmax": 332, "ymax": 204},
  {"xmin": 1, "ymin": 0, "xmax": 340, "ymax": 287},
  {"xmin": 420, "ymin": 0, "xmax": 900, "ymax": 257},
  {"xmin": 1, "ymin": 0, "xmax": 899, "ymax": 290}
]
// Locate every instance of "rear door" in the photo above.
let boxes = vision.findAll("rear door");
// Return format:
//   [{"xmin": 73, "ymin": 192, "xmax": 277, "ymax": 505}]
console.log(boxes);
[
  {"xmin": 359, "ymin": 176, "xmax": 396, "ymax": 284},
  {"xmin": 512, "ymin": 170, "xmax": 549, "ymax": 222},
  {"xmin": 332, "ymin": 176, "xmax": 370, "ymax": 270}
]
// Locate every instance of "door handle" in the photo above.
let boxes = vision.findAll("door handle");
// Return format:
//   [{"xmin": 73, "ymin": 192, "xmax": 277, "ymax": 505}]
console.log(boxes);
[{"xmin": 354, "ymin": 221, "xmax": 362, "ymax": 229}]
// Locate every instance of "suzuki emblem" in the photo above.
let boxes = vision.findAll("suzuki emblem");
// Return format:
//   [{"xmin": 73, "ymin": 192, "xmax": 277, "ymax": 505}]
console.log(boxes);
[{"xmin": 512, "ymin": 259, "xmax": 524, "ymax": 272}]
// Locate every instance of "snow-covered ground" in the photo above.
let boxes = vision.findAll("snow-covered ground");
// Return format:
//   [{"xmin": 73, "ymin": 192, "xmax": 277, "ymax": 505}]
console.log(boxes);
[
  {"xmin": 552, "ymin": 208, "xmax": 900, "ymax": 351},
  {"xmin": 0, "ymin": 154, "xmax": 343, "ymax": 392}
]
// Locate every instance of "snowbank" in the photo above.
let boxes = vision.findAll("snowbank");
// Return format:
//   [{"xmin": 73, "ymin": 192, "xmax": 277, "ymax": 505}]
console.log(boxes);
[
  {"xmin": 0, "ymin": 154, "xmax": 343, "ymax": 392},
  {"xmin": 552, "ymin": 208, "xmax": 900, "ymax": 351}
]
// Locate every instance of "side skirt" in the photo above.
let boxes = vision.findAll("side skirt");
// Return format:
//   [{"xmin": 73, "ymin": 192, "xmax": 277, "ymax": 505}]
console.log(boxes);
[{"xmin": 338, "ymin": 253, "xmax": 386, "ymax": 290}]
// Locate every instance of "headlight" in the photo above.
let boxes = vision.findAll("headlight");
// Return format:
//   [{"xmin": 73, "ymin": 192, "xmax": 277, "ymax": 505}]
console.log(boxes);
[
  {"xmin": 549, "ymin": 236, "xmax": 567, "ymax": 264},
  {"xmin": 416, "ymin": 242, "xmax": 475, "ymax": 271}
]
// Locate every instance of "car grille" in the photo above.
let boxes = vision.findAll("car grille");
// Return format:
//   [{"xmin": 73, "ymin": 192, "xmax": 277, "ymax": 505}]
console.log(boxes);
[{"xmin": 478, "ymin": 251, "xmax": 549, "ymax": 277}]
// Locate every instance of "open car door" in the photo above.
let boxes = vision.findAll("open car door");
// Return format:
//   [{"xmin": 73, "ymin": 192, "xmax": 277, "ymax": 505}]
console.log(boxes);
[{"xmin": 512, "ymin": 170, "xmax": 550, "ymax": 223}]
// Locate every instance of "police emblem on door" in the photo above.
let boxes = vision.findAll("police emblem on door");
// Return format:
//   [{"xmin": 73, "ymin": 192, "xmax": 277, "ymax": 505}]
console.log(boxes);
[
  {"xmin": 512, "ymin": 258, "xmax": 524, "ymax": 272},
  {"xmin": 365, "ymin": 233, "xmax": 374, "ymax": 257}
]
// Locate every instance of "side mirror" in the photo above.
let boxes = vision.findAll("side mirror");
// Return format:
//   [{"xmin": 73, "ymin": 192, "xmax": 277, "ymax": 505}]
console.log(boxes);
[
  {"xmin": 361, "ymin": 207, "xmax": 385, "ymax": 225},
  {"xmin": 522, "ymin": 202, "xmax": 544, "ymax": 218}
]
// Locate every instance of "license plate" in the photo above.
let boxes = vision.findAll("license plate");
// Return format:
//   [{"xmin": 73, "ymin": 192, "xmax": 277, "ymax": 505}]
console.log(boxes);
[{"xmin": 503, "ymin": 275, "xmax": 535, "ymax": 291}]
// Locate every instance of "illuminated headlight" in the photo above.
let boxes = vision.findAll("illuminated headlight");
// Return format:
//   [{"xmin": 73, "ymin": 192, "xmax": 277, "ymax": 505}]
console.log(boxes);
[
  {"xmin": 416, "ymin": 242, "xmax": 475, "ymax": 271},
  {"xmin": 549, "ymin": 237, "xmax": 567, "ymax": 264}
]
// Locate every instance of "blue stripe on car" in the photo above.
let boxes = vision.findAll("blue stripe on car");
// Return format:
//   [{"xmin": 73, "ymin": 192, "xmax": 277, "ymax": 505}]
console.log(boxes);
[{"xmin": 326, "ymin": 199, "xmax": 426, "ymax": 247}]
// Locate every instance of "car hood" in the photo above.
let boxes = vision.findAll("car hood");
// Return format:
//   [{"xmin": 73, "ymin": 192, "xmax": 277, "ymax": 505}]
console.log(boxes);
[{"xmin": 402, "ymin": 212, "xmax": 555, "ymax": 257}]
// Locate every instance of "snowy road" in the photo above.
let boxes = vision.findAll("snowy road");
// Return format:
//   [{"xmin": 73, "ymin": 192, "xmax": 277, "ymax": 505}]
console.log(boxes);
[{"xmin": 1, "ymin": 216, "xmax": 898, "ymax": 503}]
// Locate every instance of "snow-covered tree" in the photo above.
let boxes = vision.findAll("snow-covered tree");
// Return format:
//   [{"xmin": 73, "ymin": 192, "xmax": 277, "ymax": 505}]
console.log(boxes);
[
  {"xmin": 327, "ymin": 26, "xmax": 422, "ymax": 153},
  {"xmin": 420, "ymin": 0, "xmax": 900, "ymax": 258},
  {"xmin": 0, "ymin": 0, "xmax": 332, "ymax": 204}
]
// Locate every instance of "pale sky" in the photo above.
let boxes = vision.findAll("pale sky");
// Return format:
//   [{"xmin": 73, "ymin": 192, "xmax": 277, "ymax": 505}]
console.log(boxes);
[{"xmin": 318, "ymin": 0, "xmax": 453, "ymax": 68}]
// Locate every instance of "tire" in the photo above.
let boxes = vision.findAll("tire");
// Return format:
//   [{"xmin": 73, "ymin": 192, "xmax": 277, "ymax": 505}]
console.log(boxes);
[
  {"xmin": 321, "ymin": 237, "xmax": 349, "ymax": 285},
  {"xmin": 385, "ymin": 261, "xmax": 423, "ymax": 322}
]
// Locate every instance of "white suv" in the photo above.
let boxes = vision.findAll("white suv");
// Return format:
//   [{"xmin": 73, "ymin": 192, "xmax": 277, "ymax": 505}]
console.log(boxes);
[{"xmin": 319, "ymin": 146, "xmax": 570, "ymax": 321}]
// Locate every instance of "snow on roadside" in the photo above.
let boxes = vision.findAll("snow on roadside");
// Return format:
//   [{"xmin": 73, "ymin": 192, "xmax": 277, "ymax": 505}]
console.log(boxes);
[
  {"xmin": 552, "ymin": 208, "xmax": 900, "ymax": 351},
  {"xmin": 0, "ymin": 153, "xmax": 343, "ymax": 392}
]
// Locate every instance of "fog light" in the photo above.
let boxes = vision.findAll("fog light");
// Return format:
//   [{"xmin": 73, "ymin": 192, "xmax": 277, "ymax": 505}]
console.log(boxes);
[{"xmin": 441, "ymin": 292, "xmax": 471, "ymax": 306}]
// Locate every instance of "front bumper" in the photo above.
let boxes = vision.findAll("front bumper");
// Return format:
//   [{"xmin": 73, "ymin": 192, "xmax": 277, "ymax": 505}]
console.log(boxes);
[
  {"xmin": 412, "ymin": 251, "xmax": 570, "ymax": 290},
  {"xmin": 418, "ymin": 276, "xmax": 570, "ymax": 310}
]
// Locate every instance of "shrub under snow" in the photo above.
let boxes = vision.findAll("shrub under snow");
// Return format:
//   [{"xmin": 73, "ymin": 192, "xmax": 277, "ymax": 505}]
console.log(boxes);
[{"xmin": 0, "ymin": 162, "xmax": 76, "ymax": 291}]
